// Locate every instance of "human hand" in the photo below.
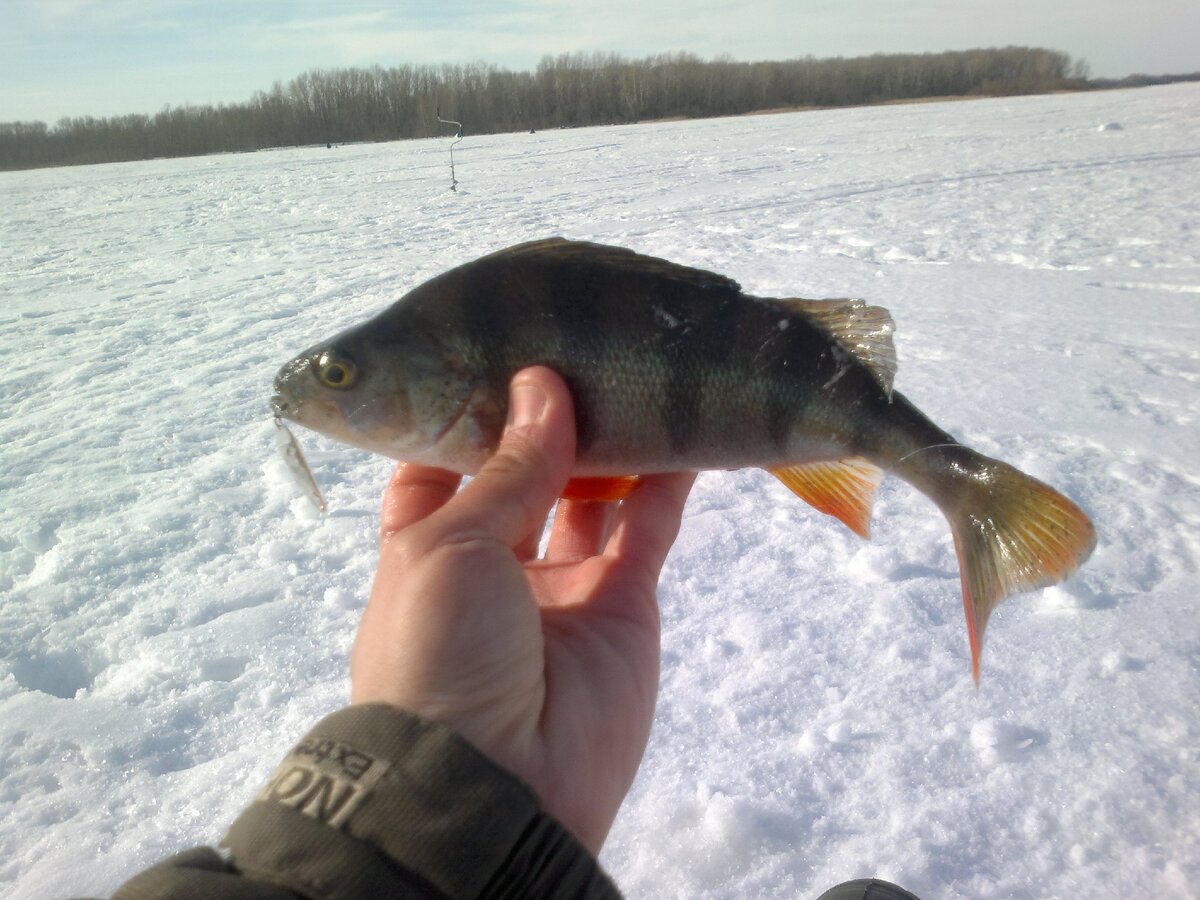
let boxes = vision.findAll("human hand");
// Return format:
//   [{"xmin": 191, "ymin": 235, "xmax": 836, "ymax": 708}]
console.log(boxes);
[{"xmin": 350, "ymin": 366, "xmax": 695, "ymax": 853}]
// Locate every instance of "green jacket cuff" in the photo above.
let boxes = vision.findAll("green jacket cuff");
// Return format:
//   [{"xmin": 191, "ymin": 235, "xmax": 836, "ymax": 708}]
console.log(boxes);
[{"xmin": 219, "ymin": 704, "xmax": 620, "ymax": 899}]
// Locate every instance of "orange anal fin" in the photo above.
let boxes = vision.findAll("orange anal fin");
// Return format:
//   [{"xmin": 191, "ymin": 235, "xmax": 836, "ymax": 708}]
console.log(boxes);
[
  {"xmin": 562, "ymin": 475, "xmax": 642, "ymax": 503},
  {"xmin": 768, "ymin": 457, "xmax": 885, "ymax": 539}
]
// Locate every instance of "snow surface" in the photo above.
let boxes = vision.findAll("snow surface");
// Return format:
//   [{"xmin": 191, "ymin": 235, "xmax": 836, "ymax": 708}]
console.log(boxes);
[{"xmin": 2, "ymin": 84, "xmax": 1199, "ymax": 899}]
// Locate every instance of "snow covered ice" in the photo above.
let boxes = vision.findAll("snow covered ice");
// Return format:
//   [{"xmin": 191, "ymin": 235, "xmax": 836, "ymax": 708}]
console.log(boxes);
[{"xmin": 3, "ymin": 84, "xmax": 1199, "ymax": 898}]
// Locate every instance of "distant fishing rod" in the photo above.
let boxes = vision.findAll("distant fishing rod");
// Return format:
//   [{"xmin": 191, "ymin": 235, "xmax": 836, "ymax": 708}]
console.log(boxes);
[{"xmin": 436, "ymin": 107, "xmax": 463, "ymax": 192}]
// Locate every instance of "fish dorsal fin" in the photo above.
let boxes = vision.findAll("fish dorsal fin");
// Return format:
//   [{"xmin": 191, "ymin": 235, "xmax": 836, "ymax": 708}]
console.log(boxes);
[
  {"xmin": 768, "ymin": 457, "xmax": 885, "ymax": 539},
  {"xmin": 781, "ymin": 298, "xmax": 897, "ymax": 395},
  {"xmin": 481, "ymin": 238, "xmax": 744, "ymax": 295}
]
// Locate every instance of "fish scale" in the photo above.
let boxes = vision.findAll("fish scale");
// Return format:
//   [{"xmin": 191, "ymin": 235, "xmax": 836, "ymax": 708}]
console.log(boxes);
[{"xmin": 271, "ymin": 237, "xmax": 1096, "ymax": 681}]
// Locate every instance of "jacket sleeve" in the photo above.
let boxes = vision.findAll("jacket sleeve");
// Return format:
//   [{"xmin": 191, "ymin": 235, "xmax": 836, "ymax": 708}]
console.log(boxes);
[{"xmin": 112, "ymin": 704, "xmax": 621, "ymax": 900}]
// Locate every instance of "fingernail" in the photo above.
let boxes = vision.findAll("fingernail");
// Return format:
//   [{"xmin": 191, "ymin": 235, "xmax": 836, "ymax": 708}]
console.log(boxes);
[{"xmin": 508, "ymin": 381, "xmax": 546, "ymax": 428}]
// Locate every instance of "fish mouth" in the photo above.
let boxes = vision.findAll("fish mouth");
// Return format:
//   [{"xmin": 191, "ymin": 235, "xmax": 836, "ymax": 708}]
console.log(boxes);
[
  {"xmin": 272, "ymin": 356, "xmax": 316, "ymax": 421},
  {"xmin": 270, "ymin": 391, "xmax": 294, "ymax": 420}
]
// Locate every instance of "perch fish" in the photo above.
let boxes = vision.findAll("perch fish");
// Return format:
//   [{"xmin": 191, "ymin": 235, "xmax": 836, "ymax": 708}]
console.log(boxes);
[{"xmin": 271, "ymin": 238, "xmax": 1096, "ymax": 680}]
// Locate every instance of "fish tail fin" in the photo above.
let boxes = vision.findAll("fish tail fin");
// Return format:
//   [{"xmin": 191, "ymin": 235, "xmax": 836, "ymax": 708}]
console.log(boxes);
[{"xmin": 934, "ymin": 453, "xmax": 1096, "ymax": 683}]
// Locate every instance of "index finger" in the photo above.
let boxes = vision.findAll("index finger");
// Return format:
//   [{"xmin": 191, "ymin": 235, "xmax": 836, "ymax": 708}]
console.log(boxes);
[{"xmin": 379, "ymin": 462, "xmax": 463, "ymax": 540}]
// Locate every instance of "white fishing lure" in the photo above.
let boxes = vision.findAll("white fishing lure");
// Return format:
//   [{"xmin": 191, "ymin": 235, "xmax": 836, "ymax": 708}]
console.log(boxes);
[{"xmin": 273, "ymin": 417, "xmax": 327, "ymax": 513}]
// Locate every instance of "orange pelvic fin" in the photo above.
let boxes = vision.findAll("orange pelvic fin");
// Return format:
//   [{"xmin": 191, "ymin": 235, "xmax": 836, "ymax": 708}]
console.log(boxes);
[
  {"xmin": 561, "ymin": 475, "xmax": 642, "ymax": 502},
  {"xmin": 768, "ymin": 457, "xmax": 885, "ymax": 539}
]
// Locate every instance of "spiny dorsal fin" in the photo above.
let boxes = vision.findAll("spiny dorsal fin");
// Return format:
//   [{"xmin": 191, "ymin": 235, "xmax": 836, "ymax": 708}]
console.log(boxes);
[
  {"xmin": 780, "ymin": 298, "xmax": 897, "ymax": 395},
  {"xmin": 480, "ymin": 238, "xmax": 744, "ymax": 295},
  {"xmin": 768, "ymin": 457, "xmax": 885, "ymax": 539}
]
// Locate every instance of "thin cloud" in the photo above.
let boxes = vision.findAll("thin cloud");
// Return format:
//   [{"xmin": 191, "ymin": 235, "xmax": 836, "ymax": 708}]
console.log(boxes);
[{"xmin": 2, "ymin": 0, "xmax": 1197, "ymax": 122}]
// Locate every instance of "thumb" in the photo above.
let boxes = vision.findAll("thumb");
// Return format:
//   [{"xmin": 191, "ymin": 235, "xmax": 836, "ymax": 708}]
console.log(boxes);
[{"xmin": 425, "ymin": 366, "xmax": 576, "ymax": 548}]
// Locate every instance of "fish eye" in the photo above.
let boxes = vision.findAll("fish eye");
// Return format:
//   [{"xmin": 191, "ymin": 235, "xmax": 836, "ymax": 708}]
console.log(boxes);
[{"xmin": 315, "ymin": 353, "xmax": 357, "ymax": 390}]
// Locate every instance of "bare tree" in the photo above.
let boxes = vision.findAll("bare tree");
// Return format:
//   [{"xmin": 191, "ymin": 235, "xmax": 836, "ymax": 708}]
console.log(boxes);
[{"xmin": 1, "ymin": 47, "xmax": 1098, "ymax": 171}]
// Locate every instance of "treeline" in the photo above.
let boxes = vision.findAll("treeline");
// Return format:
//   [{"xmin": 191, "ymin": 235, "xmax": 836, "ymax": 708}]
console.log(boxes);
[
  {"xmin": 1088, "ymin": 71, "xmax": 1200, "ymax": 89},
  {"xmin": 2, "ymin": 46, "xmax": 1088, "ymax": 171}
]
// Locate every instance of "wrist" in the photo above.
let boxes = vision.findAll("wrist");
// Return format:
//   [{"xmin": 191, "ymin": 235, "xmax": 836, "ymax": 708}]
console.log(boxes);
[{"xmin": 223, "ymin": 704, "xmax": 620, "ymax": 898}]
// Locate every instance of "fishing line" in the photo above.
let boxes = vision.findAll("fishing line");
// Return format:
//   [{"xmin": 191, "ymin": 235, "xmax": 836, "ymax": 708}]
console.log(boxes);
[{"xmin": 897, "ymin": 443, "xmax": 960, "ymax": 463}]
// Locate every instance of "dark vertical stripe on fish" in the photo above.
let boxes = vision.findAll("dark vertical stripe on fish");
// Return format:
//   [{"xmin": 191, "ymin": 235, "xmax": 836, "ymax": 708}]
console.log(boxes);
[
  {"xmin": 548, "ymin": 265, "xmax": 609, "ymax": 455},
  {"xmin": 741, "ymin": 301, "xmax": 807, "ymax": 455},
  {"xmin": 656, "ymin": 285, "xmax": 744, "ymax": 454},
  {"xmin": 766, "ymin": 379, "xmax": 793, "ymax": 453},
  {"xmin": 663, "ymin": 369, "xmax": 700, "ymax": 455},
  {"xmin": 458, "ymin": 275, "xmax": 511, "ymax": 379}
]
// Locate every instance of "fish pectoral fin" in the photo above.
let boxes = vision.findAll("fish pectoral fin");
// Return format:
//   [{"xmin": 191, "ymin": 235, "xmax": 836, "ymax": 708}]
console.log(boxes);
[
  {"xmin": 768, "ymin": 457, "xmax": 884, "ymax": 539},
  {"xmin": 561, "ymin": 476, "xmax": 642, "ymax": 502}
]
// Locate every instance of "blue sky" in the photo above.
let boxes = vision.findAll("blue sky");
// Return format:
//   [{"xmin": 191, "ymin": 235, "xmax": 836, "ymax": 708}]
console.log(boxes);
[{"xmin": 3, "ymin": 0, "xmax": 1198, "ymax": 124}]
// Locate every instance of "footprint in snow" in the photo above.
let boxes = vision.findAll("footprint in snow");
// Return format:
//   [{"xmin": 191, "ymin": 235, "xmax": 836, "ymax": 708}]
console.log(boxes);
[{"xmin": 970, "ymin": 717, "xmax": 1048, "ymax": 766}]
